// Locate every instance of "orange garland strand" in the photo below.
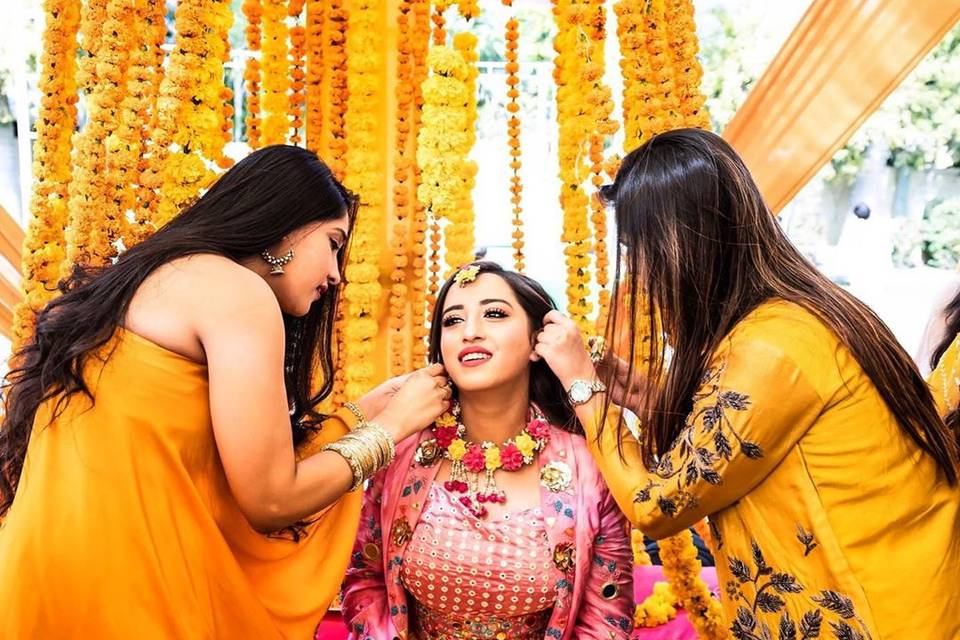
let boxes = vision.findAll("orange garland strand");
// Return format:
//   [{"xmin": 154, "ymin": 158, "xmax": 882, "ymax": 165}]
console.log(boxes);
[
  {"xmin": 242, "ymin": 0, "xmax": 263, "ymax": 149},
  {"xmin": 288, "ymin": 0, "xmax": 307, "ymax": 146},
  {"xmin": 502, "ymin": 5, "xmax": 525, "ymax": 272},
  {"xmin": 305, "ymin": 0, "xmax": 324, "ymax": 152},
  {"xmin": 409, "ymin": 0, "xmax": 431, "ymax": 364},
  {"xmin": 326, "ymin": 0, "xmax": 349, "ymax": 180}
]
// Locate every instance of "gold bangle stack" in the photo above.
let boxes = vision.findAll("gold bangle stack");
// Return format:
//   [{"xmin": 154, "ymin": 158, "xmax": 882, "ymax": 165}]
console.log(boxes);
[{"xmin": 323, "ymin": 421, "xmax": 397, "ymax": 492}]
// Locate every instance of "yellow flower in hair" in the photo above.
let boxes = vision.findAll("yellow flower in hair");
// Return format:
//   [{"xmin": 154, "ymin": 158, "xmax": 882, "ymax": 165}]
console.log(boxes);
[
  {"xmin": 448, "ymin": 439, "xmax": 467, "ymax": 461},
  {"xmin": 515, "ymin": 432, "xmax": 536, "ymax": 459},
  {"xmin": 454, "ymin": 265, "xmax": 480, "ymax": 287}
]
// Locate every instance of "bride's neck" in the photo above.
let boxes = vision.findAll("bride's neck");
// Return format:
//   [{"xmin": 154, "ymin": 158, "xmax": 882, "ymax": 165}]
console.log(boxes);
[{"xmin": 458, "ymin": 382, "xmax": 531, "ymax": 443}]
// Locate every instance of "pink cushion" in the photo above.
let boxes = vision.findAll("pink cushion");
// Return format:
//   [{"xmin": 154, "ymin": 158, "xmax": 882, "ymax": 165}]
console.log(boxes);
[{"xmin": 314, "ymin": 565, "xmax": 721, "ymax": 640}]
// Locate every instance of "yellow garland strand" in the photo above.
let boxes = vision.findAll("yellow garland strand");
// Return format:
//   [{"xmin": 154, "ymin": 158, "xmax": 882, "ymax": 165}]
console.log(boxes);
[
  {"xmin": 261, "ymin": 0, "xmax": 290, "ymax": 145},
  {"xmin": 388, "ymin": 0, "xmax": 415, "ymax": 376},
  {"xmin": 634, "ymin": 581, "xmax": 680, "ymax": 628},
  {"xmin": 141, "ymin": 0, "xmax": 233, "ymax": 228},
  {"xmin": 341, "ymin": 0, "xmax": 385, "ymax": 399},
  {"xmin": 552, "ymin": 0, "xmax": 595, "ymax": 332},
  {"xmin": 288, "ymin": 1, "xmax": 307, "ymax": 146},
  {"xmin": 409, "ymin": 0, "xmax": 431, "ymax": 364},
  {"xmin": 448, "ymin": 31, "xmax": 478, "ymax": 274},
  {"xmin": 631, "ymin": 528, "xmax": 652, "ymax": 566},
  {"xmin": 304, "ymin": 0, "xmax": 324, "ymax": 152},
  {"xmin": 132, "ymin": 0, "xmax": 169, "ymax": 222},
  {"xmin": 585, "ymin": 0, "xmax": 616, "ymax": 321},
  {"xmin": 216, "ymin": 12, "xmax": 236, "ymax": 171},
  {"xmin": 325, "ymin": 0, "xmax": 349, "ymax": 180},
  {"xmin": 666, "ymin": 0, "xmax": 711, "ymax": 130},
  {"xmin": 501, "ymin": 5, "xmax": 525, "ymax": 272},
  {"xmin": 614, "ymin": 0, "xmax": 655, "ymax": 150},
  {"xmin": 10, "ymin": 0, "xmax": 80, "ymax": 349},
  {"xmin": 242, "ymin": 0, "xmax": 263, "ymax": 149},
  {"xmin": 660, "ymin": 529, "xmax": 731, "ymax": 639},
  {"xmin": 64, "ymin": 0, "xmax": 133, "ymax": 273}
]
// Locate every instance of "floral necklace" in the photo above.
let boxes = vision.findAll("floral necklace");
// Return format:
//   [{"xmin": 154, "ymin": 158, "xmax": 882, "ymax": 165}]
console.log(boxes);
[{"xmin": 426, "ymin": 405, "xmax": 551, "ymax": 519}]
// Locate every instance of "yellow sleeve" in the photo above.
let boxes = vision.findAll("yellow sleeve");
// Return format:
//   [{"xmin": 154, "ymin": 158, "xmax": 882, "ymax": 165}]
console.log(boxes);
[
  {"xmin": 584, "ymin": 336, "xmax": 825, "ymax": 539},
  {"xmin": 927, "ymin": 335, "xmax": 960, "ymax": 418}
]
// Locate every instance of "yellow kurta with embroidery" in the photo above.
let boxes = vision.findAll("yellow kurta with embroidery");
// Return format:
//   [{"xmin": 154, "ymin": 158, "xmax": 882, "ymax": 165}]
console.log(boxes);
[
  {"xmin": 928, "ymin": 334, "xmax": 960, "ymax": 417},
  {"xmin": 0, "ymin": 329, "xmax": 361, "ymax": 639},
  {"xmin": 587, "ymin": 300, "xmax": 960, "ymax": 639}
]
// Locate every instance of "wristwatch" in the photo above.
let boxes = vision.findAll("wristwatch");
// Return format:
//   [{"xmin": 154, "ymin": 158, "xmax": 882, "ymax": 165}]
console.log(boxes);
[{"xmin": 566, "ymin": 379, "xmax": 607, "ymax": 406}]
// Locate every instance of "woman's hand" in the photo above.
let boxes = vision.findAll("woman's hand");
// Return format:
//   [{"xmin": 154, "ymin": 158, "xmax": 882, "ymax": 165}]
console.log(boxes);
[
  {"xmin": 357, "ymin": 372, "xmax": 413, "ymax": 420},
  {"xmin": 597, "ymin": 352, "xmax": 651, "ymax": 416},
  {"xmin": 374, "ymin": 363, "xmax": 451, "ymax": 442},
  {"xmin": 534, "ymin": 310, "xmax": 598, "ymax": 388}
]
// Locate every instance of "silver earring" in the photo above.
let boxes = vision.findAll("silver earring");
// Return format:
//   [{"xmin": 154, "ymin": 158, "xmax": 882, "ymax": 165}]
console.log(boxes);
[{"xmin": 261, "ymin": 249, "xmax": 294, "ymax": 276}]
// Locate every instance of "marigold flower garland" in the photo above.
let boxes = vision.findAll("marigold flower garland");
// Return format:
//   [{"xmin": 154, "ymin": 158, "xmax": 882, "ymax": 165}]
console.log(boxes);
[
  {"xmin": 417, "ymin": 45, "xmax": 473, "ymax": 294},
  {"xmin": 660, "ymin": 528, "xmax": 730, "ymax": 639},
  {"xmin": 585, "ymin": 0, "xmax": 617, "ymax": 320},
  {"xmin": 431, "ymin": 0, "xmax": 449, "ymax": 46},
  {"xmin": 665, "ymin": 0, "xmax": 711, "ymax": 130},
  {"xmin": 260, "ymin": 0, "xmax": 290, "ymax": 145},
  {"xmin": 502, "ymin": 5, "xmax": 525, "ymax": 272},
  {"xmin": 304, "ymin": 0, "xmax": 324, "ymax": 152},
  {"xmin": 409, "ymin": 0, "xmax": 431, "ymax": 363},
  {"xmin": 447, "ymin": 31, "xmax": 478, "ymax": 275},
  {"xmin": 288, "ymin": 0, "xmax": 307, "ymax": 146},
  {"xmin": 341, "ymin": 0, "xmax": 386, "ymax": 399},
  {"xmin": 64, "ymin": 0, "xmax": 133, "ymax": 273},
  {"xmin": 140, "ymin": 0, "xmax": 234, "ymax": 228},
  {"xmin": 635, "ymin": 582, "xmax": 680, "ymax": 628},
  {"xmin": 11, "ymin": 0, "xmax": 80, "ymax": 348},
  {"xmin": 388, "ymin": 0, "xmax": 415, "ymax": 376},
  {"xmin": 325, "ymin": 0, "xmax": 349, "ymax": 180},
  {"xmin": 614, "ymin": 0, "xmax": 657, "ymax": 150},
  {"xmin": 242, "ymin": 0, "xmax": 263, "ymax": 149},
  {"xmin": 552, "ymin": 0, "xmax": 595, "ymax": 332}
]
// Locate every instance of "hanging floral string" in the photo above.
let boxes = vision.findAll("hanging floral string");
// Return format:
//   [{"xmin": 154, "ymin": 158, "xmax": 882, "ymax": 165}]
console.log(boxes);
[
  {"xmin": 325, "ymin": 0, "xmax": 349, "ymax": 180},
  {"xmin": 500, "ymin": 5, "xmax": 525, "ymax": 272},
  {"xmin": 11, "ymin": 0, "xmax": 80, "ymax": 348},
  {"xmin": 140, "ymin": 0, "xmax": 234, "ymax": 228},
  {"xmin": 260, "ymin": 0, "xmax": 290, "ymax": 145},
  {"xmin": 409, "ymin": 0, "xmax": 431, "ymax": 363},
  {"xmin": 304, "ymin": 0, "xmax": 324, "ymax": 152},
  {"xmin": 552, "ymin": 0, "xmax": 595, "ymax": 332},
  {"xmin": 666, "ymin": 0, "xmax": 711, "ymax": 130},
  {"xmin": 64, "ymin": 0, "xmax": 133, "ymax": 273},
  {"xmin": 614, "ymin": 0, "xmax": 653, "ymax": 150},
  {"xmin": 431, "ymin": 0, "xmax": 449, "ymax": 46},
  {"xmin": 659, "ymin": 529, "xmax": 730, "ymax": 639},
  {"xmin": 242, "ymin": 0, "xmax": 263, "ymax": 149},
  {"xmin": 447, "ymin": 31, "xmax": 478, "ymax": 274},
  {"xmin": 634, "ymin": 582, "xmax": 680, "ymax": 628},
  {"xmin": 388, "ymin": 0, "xmax": 415, "ymax": 376},
  {"xmin": 288, "ymin": 0, "xmax": 307, "ymax": 146},
  {"xmin": 341, "ymin": 0, "xmax": 385, "ymax": 399},
  {"xmin": 216, "ymin": 16, "xmax": 236, "ymax": 170}
]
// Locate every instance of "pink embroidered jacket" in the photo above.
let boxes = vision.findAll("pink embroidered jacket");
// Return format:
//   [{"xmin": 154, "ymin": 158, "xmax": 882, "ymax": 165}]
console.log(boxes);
[{"xmin": 340, "ymin": 424, "xmax": 634, "ymax": 640}]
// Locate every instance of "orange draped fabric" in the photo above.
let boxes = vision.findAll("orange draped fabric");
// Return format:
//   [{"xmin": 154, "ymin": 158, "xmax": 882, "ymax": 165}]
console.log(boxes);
[{"xmin": 722, "ymin": 0, "xmax": 960, "ymax": 214}]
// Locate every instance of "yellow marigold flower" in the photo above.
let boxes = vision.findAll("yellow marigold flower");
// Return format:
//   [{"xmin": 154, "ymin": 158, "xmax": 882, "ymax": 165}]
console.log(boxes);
[
  {"xmin": 484, "ymin": 446, "xmax": 501, "ymax": 471},
  {"xmin": 448, "ymin": 439, "xmax": 466, "ymax": 461},
  {"xmin": 515, "ymin": 432, "xmax": 536, "ymax": 459}
]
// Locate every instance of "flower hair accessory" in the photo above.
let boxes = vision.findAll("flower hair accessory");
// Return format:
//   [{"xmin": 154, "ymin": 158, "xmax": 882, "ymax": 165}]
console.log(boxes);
[{"xmin": 453, "ymin": 264, "xmax": 481, "ymax": 287}]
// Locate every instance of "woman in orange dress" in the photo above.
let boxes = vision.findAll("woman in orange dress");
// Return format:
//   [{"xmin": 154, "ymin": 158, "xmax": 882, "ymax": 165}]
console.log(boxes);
[{"xmin": 0, "ymin": 145, "xmax": 451, "ymax": 638}]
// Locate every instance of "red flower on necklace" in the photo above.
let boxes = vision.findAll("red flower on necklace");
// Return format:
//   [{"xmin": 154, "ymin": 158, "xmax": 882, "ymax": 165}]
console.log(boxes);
[
  {"xmin": 462, "ymin": 442, "xmax": 486, "ymax": 474},
  {"xmin": 500, "ymin": 442, "xmax": 524, "ymax": 471}
]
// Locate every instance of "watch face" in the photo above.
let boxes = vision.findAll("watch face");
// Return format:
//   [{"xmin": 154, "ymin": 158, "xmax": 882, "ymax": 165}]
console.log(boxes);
[{"xmin": 570, "ymin": 381, "xmax": 591, "ymax": 403}]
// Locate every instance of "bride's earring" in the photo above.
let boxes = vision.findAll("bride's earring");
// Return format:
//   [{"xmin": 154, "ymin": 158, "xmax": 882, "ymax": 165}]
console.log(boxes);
[{"xmin": 261, "ymin": 249, "xmax": 295, "ymax": 276}]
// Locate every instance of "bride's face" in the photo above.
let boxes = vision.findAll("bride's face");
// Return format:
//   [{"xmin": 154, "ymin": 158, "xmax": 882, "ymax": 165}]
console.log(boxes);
[{"xmin": 438, "ymin": 273, "xmax": 540, "ymax": 393}]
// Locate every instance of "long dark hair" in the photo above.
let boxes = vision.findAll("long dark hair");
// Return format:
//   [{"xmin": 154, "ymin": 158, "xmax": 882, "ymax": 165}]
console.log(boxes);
[
  {"xmin": 427, "ymin": 261, "xmax": 581, "ymax": 433},
  {"xmin": 601, "ymin": 128, "xmax": 959, "ymax": 484},
  {"xmin": 931, "ymin": 290, "xmax": 960, "ymax": 435},
  {"xmin": 0, "ymin": 145, "xmax": 358, "ymax": 517}
]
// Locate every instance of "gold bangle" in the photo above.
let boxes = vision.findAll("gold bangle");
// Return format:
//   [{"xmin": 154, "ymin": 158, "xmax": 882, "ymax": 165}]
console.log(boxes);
[
  {"xmin": 322, "ymin": 421, "xmax": 397, "ymax": 492},
  {"xmin": 323, "ymin": 440, "xmax": 366, "ymax": 492},
  {"xmin": 344, "ymin": 401, "xmax": 366, "ymax": 424}
]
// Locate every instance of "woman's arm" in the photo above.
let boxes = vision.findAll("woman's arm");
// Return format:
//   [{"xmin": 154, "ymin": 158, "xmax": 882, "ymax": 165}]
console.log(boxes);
[
  {"xmin": 197, "ymin": 263, "xmax": 448, "ymax": 532},
  {"xmin": 537, "ymin": 311, "xmax": 825, "ymax": 539}
]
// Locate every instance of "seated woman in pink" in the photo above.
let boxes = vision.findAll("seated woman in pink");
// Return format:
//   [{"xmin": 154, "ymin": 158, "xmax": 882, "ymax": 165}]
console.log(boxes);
[{"xmin": 341, "ymin": 262, "xmax": 634, "ymax": 640}]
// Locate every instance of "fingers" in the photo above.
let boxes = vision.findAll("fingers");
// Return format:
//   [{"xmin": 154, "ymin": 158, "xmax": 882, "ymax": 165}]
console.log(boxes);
[
  {"xmin": 542, "ymin": 309, "xmax": 568, "ymax": 326},
  {"xmin": 424, "ymin": 362, "xmax": 446, "ymax": 375}
]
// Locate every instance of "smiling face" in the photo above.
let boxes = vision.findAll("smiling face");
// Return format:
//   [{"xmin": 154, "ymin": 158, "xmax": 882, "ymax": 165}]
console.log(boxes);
[
  {"xmin": 439, "ymin": 273, "xmax": 541, "ymax": 393},
  {"xmin": 262, "ymin": 213, "xmax": 349, "ymax": 317}
]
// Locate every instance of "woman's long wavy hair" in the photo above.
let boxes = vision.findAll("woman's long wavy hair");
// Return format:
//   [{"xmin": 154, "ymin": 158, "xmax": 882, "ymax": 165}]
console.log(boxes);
[
  {"xmin": 427, "ymin": 262, "xmax": 582, "ymax": 434},
  {"xmin": 600, "ymin": 128, "xmax": 959, "ymax": 484},
  {"xmin": 931, "ymin": 291, "xmax": 960, "ymax": 436},
  {"xmin": 0, "ymin": 145, "xmax": 357, "ymax": 517}
]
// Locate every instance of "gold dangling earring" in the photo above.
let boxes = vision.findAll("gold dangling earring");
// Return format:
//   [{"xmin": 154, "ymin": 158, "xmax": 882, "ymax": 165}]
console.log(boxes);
[{"xmin": 261, "ymin": 249, "xmax": 295, "ymax": 276}]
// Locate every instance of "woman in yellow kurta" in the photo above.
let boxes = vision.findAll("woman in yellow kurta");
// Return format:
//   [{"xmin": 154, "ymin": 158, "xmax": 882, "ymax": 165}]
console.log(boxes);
[
  {"xmin": 0, "ymin": 146, "xmax": 451, "ymax": 638},
  {"xmin": 533, "ymin": 129, "xmax": 960, "ymax": 639}
]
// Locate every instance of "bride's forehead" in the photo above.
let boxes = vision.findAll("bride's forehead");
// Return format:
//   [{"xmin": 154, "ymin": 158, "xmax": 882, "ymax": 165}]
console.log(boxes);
[{"xmin": 445, "ymin": 273, "xmax": 515, "ymax": 305}]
